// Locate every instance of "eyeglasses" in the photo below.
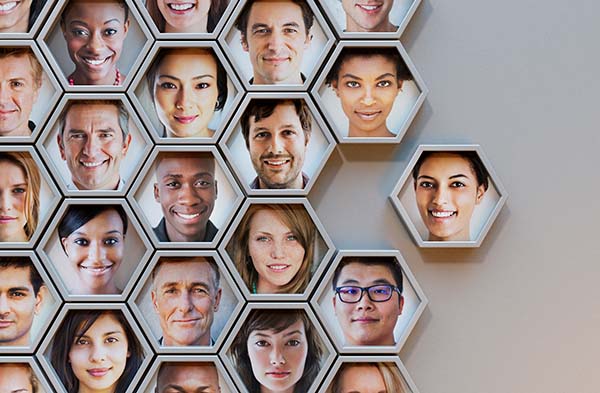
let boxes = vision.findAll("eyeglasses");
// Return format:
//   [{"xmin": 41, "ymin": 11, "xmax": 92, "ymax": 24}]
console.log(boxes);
[{"xmin": 335, "ymin": 285, "xmax": 401, "ymax": 304}]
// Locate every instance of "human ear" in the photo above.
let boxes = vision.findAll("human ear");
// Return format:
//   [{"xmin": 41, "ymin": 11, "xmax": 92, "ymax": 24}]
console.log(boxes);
[
  {"xmin": 475, "ymin": 184, "xmax": 486, "ymax": 204},
  {"xmin": 153, "ymin": 183, "xmax": 160, "ymax": 203}
]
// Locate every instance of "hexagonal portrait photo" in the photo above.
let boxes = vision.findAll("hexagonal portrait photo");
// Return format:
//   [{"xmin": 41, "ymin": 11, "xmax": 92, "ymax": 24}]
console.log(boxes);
[
  {"xmin": 131, "ymin": 43, "xmax": 242, "ymax": 143},
  {"xmin": 131, "ymin": 252, "xmax": 244, "ymax": 352},
  {"xmin": 224, "ymin": 305, "xmax": 334, "ymax": 393},
  {"xmin": 0, "ymin": 252, "xmax": 60, "ymax": 353},
  {"xmin": 313, "ymin": 251, "xmax": 428, "ymax": 353},
  {"xmin": 130, "ymin": 146, "xmax": 243, "ymax": 247},
  {"xmin": 39, "ymin": 0, "xmax": 151, "ymax": 88},
  {"xmin": 38, "ymin": 200, "xmax": 152, "ymax": 300},
  {"xmin": 37, "ymin": 96, "xmax": 151, "ymax": 195},
  {"xmin": 220, "ymin": 95, "xmax": 335, "ymax": 195},
  {"xmin": 222, "ymin": 199, "xmax": 334, "ymax": 300},
  {"xmin": 39, "ymin": 305, "xmax": 151, "ymax": 393},
  {"xmin": 0, "ymin": 147, "xmax": 60, "ymax": 248},
  {"xmin": 220, "ymin": 0, "xmax": 333, "ymax": 90},
  {"xmin": 313, "ymin": 42, "xmax": 426, "ymax": 143},
  {"xmin": 390, "ymin": 145, "xmax": 507, "ymax": 247},
  {"xmin": 0, "ymin": 43, "xmax": 60, "ymax": 142},
  {"xmin": 0, "ymin": 359, "xmax": 54, "ymax": 393}
]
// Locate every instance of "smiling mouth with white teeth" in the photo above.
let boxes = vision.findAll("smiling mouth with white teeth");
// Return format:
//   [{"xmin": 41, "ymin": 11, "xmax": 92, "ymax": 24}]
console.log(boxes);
[
  {"xmin": 168, "ymin": 2, "xmax": 195, "ymax": 11},
  {"xmin": 79, "ymin": 264, "xmax": 113, "ymax": 274},
  {"xmin": 355, "ymin": 110, "xmax": 382, "ymax": 120},
  {"xmin": 357, "ymin": 3, "xmax": 382, "ymax": 12},
  {"xmin": 80, "ymin": 160, "xmax": 106, "ymax": 168},
  {"xmin": 83, "ymin": 57, "xmax": 110, "ymax": 66},
  {"xmin": 429, "ymin": 210, "xmax": 456, "ymax": 218},
  {"xmin": 267, "ymin": 264, "xmax": 290, "ymax": 272},
  {"xmin": 263, "ymin": 158, "xmax": 291, "ymax": 167},
  {"xmin": 0, "ymin": 2, "xmax": 18, "ymax": 12}
]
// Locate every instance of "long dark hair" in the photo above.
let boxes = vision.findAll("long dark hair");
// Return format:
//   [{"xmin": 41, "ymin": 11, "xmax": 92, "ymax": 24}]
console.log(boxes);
[
  {"xmin": 58, "ymin": 205, "xmax": 128, "ymax": 245},
  {"xmin": 147, "ymin": 0, "xmax": 229, "ymax": 33},
  {"xmin": 50, "ymin": 310, "xmax": 143, "ymax": 393}
]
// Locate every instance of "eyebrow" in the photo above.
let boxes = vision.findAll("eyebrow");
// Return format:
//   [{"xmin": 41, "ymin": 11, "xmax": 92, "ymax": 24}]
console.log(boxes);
[
  {"xmin": 158, "ymin": 74, "xmax": 215, "ymax": 81},
  {"xmin": 253, "ymin": 329, "xmax": 303, "ymax": 337},
  {"xmin": 341, "ymin": 72, "xmax": 396, "ymax": 80},
  {"xmin": 162, "ymin": 385, "xmax": 213, "ymax": 393},
  {"xmin": 12, "ymin": 389, "xmax": 30, "ymax": 393},
  {"xmin": 70, "ymin": 229, "xmax": 123, "ymax": 237},
  {"xmin": 66, "ymin": 128, "xmax": 118, "ymax": 135},
  {"xmin": 160, "ymin": 281, "xmax": 211, "ymax": 289},
  {"xmin": 9, "ymin": 286, "xmax": 31, "ymax": 292},
  {"xmin": 161, "ymin": 173, "xmax": 214, "ymax": 180},
  {"xmin": 68, "ymin": 18, "xmax": 121, "ymax": 26},
  {"xmin": 340, "ymin": 278, "xmax": 395, "ymax": 286},
  {"xmin": 417, "ymin": 174, "xmax": 470, "ymax": 180}
]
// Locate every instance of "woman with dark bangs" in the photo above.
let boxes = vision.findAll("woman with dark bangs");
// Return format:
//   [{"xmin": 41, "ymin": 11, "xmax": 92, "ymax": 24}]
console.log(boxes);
[
  {"xmin": 50, "ymin": 310, "xmax": 143, "ymax": 393},
  {"xmin": 230, "ymin": 309, "xmax": 324, "ymax": 393}
]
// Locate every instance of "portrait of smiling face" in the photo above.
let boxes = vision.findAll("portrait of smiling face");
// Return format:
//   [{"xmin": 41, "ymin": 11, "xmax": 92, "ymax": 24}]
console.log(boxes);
[
  {"xmin": 0, "ymin": 363, "xmax": 35, "ymax": 393},
  {"xmin": 156, "ymin": 0, "xmax": 210, "ymax": 33},
  {"xmin": 156, "ymin": 362, "xmax": 221, "ymax": 393},
  {"xmin": 0, "ymin": 0, "xmax": 32, "ymax": 33},
  {"xmin": 340, "ymin": 0, "xmax": 396, "ymax": 32},
  {"xmin": 0, "ymin": 160, "xmax": 28, "ymax": 242}
]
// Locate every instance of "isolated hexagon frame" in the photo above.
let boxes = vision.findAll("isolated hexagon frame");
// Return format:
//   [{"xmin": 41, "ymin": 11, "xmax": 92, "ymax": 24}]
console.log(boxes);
[
  {"xmin": 0, "ymin": 145, "xmax": 61, "ymax": 249},
  {"xmin": 221, "ymin": 302, "xmax": 336, "ymax": 393},
  {"xmin": 0, "ymin": 40, "xmax": 62, "ymax": 144},
  {"xmin": 128, "ymin": 144, "xmax": 244, "ymax": 249},
  {"xmin": 128, "ymin": 40, "xmax": 244, "ymax": 145},
  {"xmin": 218, "ymin": 0, "xmax": 336, "ymax": 92},
  {"xmin": 218, "ymin": 92, "xmax": 336, "ymax": 196},
  {"xmin": 0, "ymin": 356, "xmax": 56, "ymax": 393},
  {"xmin": 133, "ymin": 0, "xmax": 239, "ymax": 40},
  {"xmin": 319, "ymin": 0, "xmax": 422, "ymax": 40},
  {"xmin": 311, "ymin": 40, "xmax": 428, "ymax": 144},
  {"xmin": 311, "ymin": 249, "xmax": 428, "ymax": 354},
  {"xmin": 36, "ymin": 0, "xmax": 154, "ymax": 93},
  {"xmin": 36, "ymin": 302, "xmax": 153, "ymax": 393},
  {"xmin": 218, "ymin": 197, "xmax": 336, "ymax": 302},
  {"xmin": 320, "ymin": 356, "xmax": 421, "ymax": 393},
  {"xmin": 35, "ymin": 93, "xmax": 154, "ymax": 197},
  {"xmin": 36, "ymin": 198, "xmax": 153, "ymax": 302},
  {"xmin": 389, "ymin": 144, "xmax": 508, "ymax": 248},
  {"xmin": 128, "ymin": 250, "xmax": 245, "ymax": 355},
  {"xmin": 0, "ymin": 250, "xmax": 62, "ymax": 355}
]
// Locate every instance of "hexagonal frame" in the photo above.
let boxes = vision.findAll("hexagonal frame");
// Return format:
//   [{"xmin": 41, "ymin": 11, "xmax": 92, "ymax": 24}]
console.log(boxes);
[
  {"xmin": 319, "ymin": 0, "xmax": 422, "ymax": 39},
  {"xmin": 311, "ymin": 40, "xmax": 428, "ymax": 144},
  {"xmin": 0, "ymin": 145, "xmax": 61, "ymax": 249},
  {"xmin": 128, "ymin": 40, "xmax": 244, "ymax": 145},
  {"xmin": 135, "ymin": 355, "xmax": 239, "ymax": 393},
  {"xmin": 389, "ymin": 144, "xmax": 508, "ymax": 248},
  {"xmin": 0, "ymin": 40, "xmax": 62, "ymax": 144},
  {"xmin": 36, "ymin": 0, "xmax": 154, "ymax": 92},
  {"xmin": 128, "ymin": 145, "xmax": 244, "ymax": 249},
  {"xmin": 0, "ymin": 250, "xmax": 62, "ymax": 355},
  {"xmin": 221, "ymin": 302, "xmax": 336, "ymax": 393},
  {"xmin": 218, "ymin": 0, "xmax": 336, "ymax": 92},
  {"xmin": 320, "ymin": 356, "xmax": 421, "ymax": 393},
  {"xmin": 35, "ymin": 93, "xmax": 154, "ymax": 197},
  {"xmin": 36, "ymin": 303, "xmax": 153, "ymax": 393},
  {"xmin": 311, "ymin": 249, "xmax": 428, "ymax": 354},
  {"xmin": 133, "ymin": 0, "xmax": 239, "ymax": 40},
  {"xmin": 219, "ymin": 197, "xmax": 336, "ymax": 301},
  {"xmin": 219, "ymin": 92, "xmax": 336, "ymax": 196},
  {"xmin": 0, "ymin": 356, "xmax": 56, "ymax": 393},
  {"xmin": 36, "ymin": 198, "xmax": 153, "ymax": 302},
  {"xmin": 128, "ymin": 250, "xmax": 245, "ymax": 354}
]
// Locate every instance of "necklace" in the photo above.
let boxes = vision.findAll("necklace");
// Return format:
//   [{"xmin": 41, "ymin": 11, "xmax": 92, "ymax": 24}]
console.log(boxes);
[
  {"xmin": 68, "ymin": 68, "xmax": 121, "ymax": 86},
  {"xmin": 252, "ymin": 280, "xmax": 257, "ymax": 294}
]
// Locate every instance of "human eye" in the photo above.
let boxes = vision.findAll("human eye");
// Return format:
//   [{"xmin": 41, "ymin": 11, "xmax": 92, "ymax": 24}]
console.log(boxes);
[
  {"xmin": 254, "ymin": 340, "xmax": 269, "ymax": 347},
  {"xmin": 74, "ymin": 238, "xmax": 89, "ymax": 246},
  {"xmin": 345, "ymin": 80, "xmax": 360, "ymax": 88},
  {"xmin": 159, "ymin": 82, "xmax": 177, "ymax": 90},
  {"xmin": 193, "ymin": 286, "xmax": 209, "ymax": 296},
  {"xmin": 254, "ymin": 131, "xmax": 270, "ymax": 140},
  {"xmin": 194, "ymin": 178, "xmax": 213, "ymax": 188},
  {"xmin": 75, "ymin": 337, "xmax": 90, "ymax": 345},
  {"xmin": 165, "ymin": 181, "xmax": 180, "ymax": 188},
  {"xmin": 286, "ymin": 339, "xmax": 301, "ymax": 346},
  {"xmin": 255, "ymin": 235, "xmax": 270, "ymax": 242},
  {"xmin": 71, "ymin": 28, "xmax": 89, "ymax": 37},
  {"xmin": 12, "ymin": 187, "xmax": 26, "ymax": 194},
  {"xmin": 103, "ymin": 28, "xmax": 118, "ymax": 37},
  {"xmin": 10, "ymin": 80, "xmax": 24, "ymax": 89},
  {"xmin": 418, "ymin": 181, "xmax": 434, "ymax": 189},
  {"xmin": 196, "ymin": 82, "xmax": 210, "ymax": 89},
  {"xmin": 104, "ymin": 237, "xmax": 119, "ymax": 246},
  {"xmin": 377, "ymin": 80, "xmax": 392, "ymax": 87},
  {"xmin": 286, "ymin": 234, "xmax": 298, "ymax": 241},
  {"xmin": 372, "ymin": 285, "xmax": 392, "ymax": 295},
  {"xmin": 339, "ymin": 286, "xmax": 359, "ymax": 295},
  {"xmin": 282, "ymin": 128, "xmax": 297, "ymax": 137},
  {"xmin": 9, "ymin": 289, "xmax": 27, "ymax": 298},
  {"xmin": 451, "ymin": 181, "xmax": 466, "ymax": 188},
  {"xmin": 283, "ymin": 27, "xmax": 299, "ymax": 34},
  {"xmin": 105, "ymin": 336, "xmax": 119, "ymax": 343},
  {"xmin": 69, "ymin": 133, "xmax": 86, "ymax": 140},
  {"xmin": 99, "ymin": 132, "xmax": 115, "ymax": 139},
  {"xmin": 164, "ymin": 287, "xmax": 177, "ymax": 295},
  {"xmin": 253, "ymin": 27, "xmax": 270, "ymax": 35}
]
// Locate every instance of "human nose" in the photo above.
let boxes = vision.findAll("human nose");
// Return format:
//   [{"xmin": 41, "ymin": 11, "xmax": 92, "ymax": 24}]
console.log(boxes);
[
  {"xmin": 0, "ymin": 85, "xmax": 11, "ymax": 104},
  {"xmin": 268, "ymin": 134, "xmax": 285, "ymax": 154},
  {"xmin": 270, "ymin": 239, "xmax": 286, "ymax": 259},
  {"xmin": 0, "ymin": 294, "xmax": 10, "ymax": 314},
  {"xmin": 90, "ymin": 343, "xmax": 108, "ymax": 362},
  {"xmin": 86, "ymin": 241, "xmax": 106, "ymax": 262},
  {"xmin": 177, "ymin": 183, "xmax": 200, "ymax": 205},
  {"xmin": 359, "ymin": 86, "xmax": 375, "ymax": 106},
  {"xmin": 269, "ymin": 343, "xmax": 286, "ymax": 365},
  {"xmin": 0, "ymin": 190, "xmax": 13, "ymax": 212},
  {"xmin": 176, "ymin": 291, "xmax": 193, "ymax": 312},
  {"xmin": 356, "ymin": 289, "xmax": 374, "ymax": 310},
  {"xmin": 83, "ymin": 135, "xmax": 101, "ymax": 156},
  {"xmin": 176, "ymin": 85, "xmax": 191, "ymax": 110},
  {"xmin": 432, "ymin": 185, "xmax": 450, "ymax": 206},
  {"xmin": 267, "ymin": 31, "xmax": 285, "ymax": 50},
  {"xmin": 86, "ymin": 31, "xmax": 106, "ymax": 53}
]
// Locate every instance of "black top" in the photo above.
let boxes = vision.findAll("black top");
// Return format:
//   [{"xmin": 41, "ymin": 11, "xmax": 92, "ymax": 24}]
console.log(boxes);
[
  {"xmin": 249, "ymin": 172, "xmax": 310, "ymax": 190},
  {"xmin": 249, "ymin": 73, "xmax": 307, "ymax": 85},
  {"xmin": 153, "ymin": 218, "xmax": 218, "ymax": 242}
]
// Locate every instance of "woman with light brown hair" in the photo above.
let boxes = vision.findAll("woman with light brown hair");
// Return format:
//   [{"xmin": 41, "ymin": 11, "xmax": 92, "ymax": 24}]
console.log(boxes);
[{"xmin": 328, "ymin": 362, "xmax": 410, "ymax": 393}]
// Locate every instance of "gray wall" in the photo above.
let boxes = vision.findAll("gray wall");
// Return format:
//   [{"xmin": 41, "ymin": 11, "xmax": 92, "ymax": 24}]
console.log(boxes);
[{"xmin": 310, "ymin": 0, "xmax": 600, "ymax": 392}]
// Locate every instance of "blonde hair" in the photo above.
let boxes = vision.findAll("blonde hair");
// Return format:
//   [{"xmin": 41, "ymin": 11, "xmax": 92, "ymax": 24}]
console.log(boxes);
[
  {"xmin": 329, "ymin": 363, "xmax": 410, "ymax": 393},
  {"xmin": 227, "ymin": 204, "xmax": 315, "ymax": 294}
]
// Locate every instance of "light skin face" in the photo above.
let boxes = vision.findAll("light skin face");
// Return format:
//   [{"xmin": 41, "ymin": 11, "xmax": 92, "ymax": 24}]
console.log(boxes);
[
  {"xmin": 341, "ymin": 0, "xmax": 395, "ymax": 33},
  {"xmin": 68, "ymin": 313, "xmax": 130, "ymax": 393},
  {"xmin": 0, "ymin": 55, "xmax": 40, "ymax": 137},
  {"xmin": 153, "ymin": 155, "xmax": 217, "ymax": 242},
  {"xmin": 241, "ymin": 1, "xmax": 312, "ymax": 85},
  {"xmin": 60, "ymin": 209, "xmax": 125, "ymax": 295},
  {"xmin": 0, "ymin": 0, "xmax": 32, "ymax": 33},
  {"xmin": 336, "ymin": 364, "xmax": 387, "ymax": 393},
  {"xmin": 154, "ymin": 49, "xmax": 219, "ymax": 138},
  {"xmin": 0, "ymin": 364, "xmax": 34, "ymax": 393},
  {"xmin": 157, "ymin": 0, "xmax": 210, "ymax": 33},
  {"xmin": 248, "ymin": 209, "xmax": 305, "ymax": 294},
  {"xmin": 333, "ymin": 263, "xmax": 404, "ymax": 346},
  {"xmin": 156, "ymin": 363, "xmax": 221, "ymax": 393},
  {"xmin": 57, "ymin": 103, "xmax": 132, "ymax": 191},
  {"xmin": 0, "ymin": 266, "xmax": 43, "ymax": 346},
  {"xmin": 247, "ymin": 320, "xmax": 307, "ymax": 393},
  {"xmin": 151, "ymin": 260, "xmax": 222, "ymax": 346},
  {"xmin": 0, "ymin": 161, "xmax": 28, "ymax": 242},
  {"xmin": 61, "ymin": 0, "xmax": 130, "ymax": 85},
  {"xmin": 414, "ymin": 153, "xmax": 486, "ymax": 241},
  {"xmin": 332, "ymin": 55, "xmax": 402, "ymax": 138},
  {"xmin": 248, "ymin": 103, "xmax": 310, "ymax": 189}
]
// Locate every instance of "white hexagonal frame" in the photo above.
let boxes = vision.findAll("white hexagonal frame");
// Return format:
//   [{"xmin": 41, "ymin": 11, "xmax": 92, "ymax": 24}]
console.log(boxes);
[
  {"xmin": 219, "ymin": 92, "xmax": 336, "ymax": 196},
  {"xmin": 36, "ymin": 93, "xmax": 153, "ymax": 197},
  {"xmin": 389, "ymin": 144, "xmax": 508, "ymax": 248},
  {"xmin": 311, "ymin": 40, "xmax": 428, "ymax": 144},
  {"xmin": 0, "ymin": 356, "xmax": 56, "ymax": 393},
  {"xmin": 128, "ymin": 40, "xmax": 244, "ymax": 144},
  {"xmin": 219, "ymin": 197, "xmax": 336, "ymax": 301},
  {"xmin": 128, "ymin": 145, "xmax": 244, "ymax": 249},
  {"xmin": 36, "ymin": 198, "xmax": 153, "ymax": 302},
  {"xmin": 128, "ymin": 250, "xmax": 245, "ymax": 355},
  {"xmin": 311, "ymin": 250, "xmax": 428, "ymax": 354}
]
